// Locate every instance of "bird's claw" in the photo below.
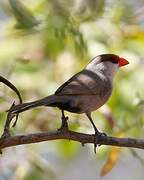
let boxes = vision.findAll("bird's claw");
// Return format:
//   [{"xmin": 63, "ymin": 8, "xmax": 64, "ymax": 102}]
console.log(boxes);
[
  {"xmin": 62, "ymin": 116, "xmax": 68, "ymax": 121},
  {"xmin": 58, "ymin": 116, "xmax": 69, "ymax": 132},
  {"xmin": 93, "ymin": 132, "xmax": 107, "ymax": 153}
]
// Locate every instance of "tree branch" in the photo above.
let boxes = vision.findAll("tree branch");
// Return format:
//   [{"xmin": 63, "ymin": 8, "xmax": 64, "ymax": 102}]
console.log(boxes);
[{"xmin": 0, "ymin": 130, "xmax": 144, "ymax": 150}]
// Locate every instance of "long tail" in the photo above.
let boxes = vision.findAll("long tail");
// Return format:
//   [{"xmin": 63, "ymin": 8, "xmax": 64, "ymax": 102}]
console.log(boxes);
[{"xmin": 9, "ymin": 95, "xmax": 62, "ymax": 114}]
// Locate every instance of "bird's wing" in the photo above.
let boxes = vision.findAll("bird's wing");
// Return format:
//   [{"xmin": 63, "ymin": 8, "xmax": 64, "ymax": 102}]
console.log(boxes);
[{"xmin": 55, "ymin": 69, "xmax": 107, "ymax": 96}]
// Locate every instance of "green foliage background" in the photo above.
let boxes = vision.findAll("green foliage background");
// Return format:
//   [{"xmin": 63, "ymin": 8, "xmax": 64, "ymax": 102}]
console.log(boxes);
[{"xmin": 0, "ymin": 0, "xmax": 144, "ymax": 179}]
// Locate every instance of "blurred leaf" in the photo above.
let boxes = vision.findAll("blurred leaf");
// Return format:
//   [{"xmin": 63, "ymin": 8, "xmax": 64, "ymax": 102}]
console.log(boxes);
[
  {"xmin": 15, "ymin": 61, "xmax": 41, "ymax": 73},
  {"xmin": 100, "ymin": 147, "xmax": 121, "ymax": 177},
  {"xmin": 9, "ymin": 0, "xmax": 39, "ymax": 29},
  {"xmin": 100, "ymin": 133, "xmax": 124, "ymax": 176},
  {"xmin": 76, "ymin": 0, "xmax": 105, "ymax": 22},
  {"xmin": 56, "ymin": 140, "xmax": 80, "ymax": 159}
]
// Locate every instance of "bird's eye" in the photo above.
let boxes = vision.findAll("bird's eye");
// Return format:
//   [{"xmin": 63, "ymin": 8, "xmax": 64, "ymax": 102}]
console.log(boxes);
[
  {"xmin": 110, "ymin": 57, "xmax": 118, "ymax": 64},
  {"xmin": 111, "ymin": 61, "xmax": 118, "ymax": 64}
]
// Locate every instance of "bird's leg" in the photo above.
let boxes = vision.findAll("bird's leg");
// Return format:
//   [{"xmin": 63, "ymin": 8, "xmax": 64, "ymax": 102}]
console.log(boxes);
[
  {"xmin": 58, "ymin": 110, "xmax": 69, "ymax": 132},
  {"xmin": 86, "ymin": 113, "xmax": 106, "ymax": 153}
]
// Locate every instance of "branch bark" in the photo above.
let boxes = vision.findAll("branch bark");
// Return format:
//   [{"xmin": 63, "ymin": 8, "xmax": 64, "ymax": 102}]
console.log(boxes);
[{"xmin": 0, "ymin": 130, "xmax": 144, "ymax": 150}]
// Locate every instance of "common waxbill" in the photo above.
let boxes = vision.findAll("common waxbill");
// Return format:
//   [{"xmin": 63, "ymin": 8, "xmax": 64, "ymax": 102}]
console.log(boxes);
[{"xmin": 7, "ymin": 54, "xmax": 129, "ymax": 150}]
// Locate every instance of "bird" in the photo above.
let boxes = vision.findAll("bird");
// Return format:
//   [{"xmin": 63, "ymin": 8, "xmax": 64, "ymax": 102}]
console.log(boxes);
[{"xmin": 6, "ymin": 54, "xmax": 129, "ymax": 151}]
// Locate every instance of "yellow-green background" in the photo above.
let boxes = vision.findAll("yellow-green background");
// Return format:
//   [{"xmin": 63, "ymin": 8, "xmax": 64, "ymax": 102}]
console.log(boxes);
[{"xmin": 0, "ymin": 0, "xmax": 144, "ymax": 179}]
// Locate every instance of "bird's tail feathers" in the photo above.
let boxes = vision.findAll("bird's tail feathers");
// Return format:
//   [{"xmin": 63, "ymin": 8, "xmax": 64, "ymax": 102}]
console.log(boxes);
[{"xmin": 9, "ymin": 95, "xmax": 60, "ymax": 114}]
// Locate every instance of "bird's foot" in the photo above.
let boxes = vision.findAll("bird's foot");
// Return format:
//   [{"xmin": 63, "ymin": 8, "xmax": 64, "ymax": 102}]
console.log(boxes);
[
  {"xmin": 93, "ymin": 131, "xmax": 107, "ymax": 153},
  {"xmin": 58, "ymin": 116, "xmax": 69, "ymax": 132}
]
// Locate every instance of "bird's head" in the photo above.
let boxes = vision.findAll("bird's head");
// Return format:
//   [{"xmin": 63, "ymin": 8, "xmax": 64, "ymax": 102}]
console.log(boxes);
[{"xmin": 86, "ymin": 54, "xmax": 129, "ymax": 77}]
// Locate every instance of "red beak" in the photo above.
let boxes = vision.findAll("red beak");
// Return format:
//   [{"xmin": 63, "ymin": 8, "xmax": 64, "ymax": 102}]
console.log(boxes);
[{"xmin": 119, "ymin": 57, "xmax": 129, "ymax": 67}]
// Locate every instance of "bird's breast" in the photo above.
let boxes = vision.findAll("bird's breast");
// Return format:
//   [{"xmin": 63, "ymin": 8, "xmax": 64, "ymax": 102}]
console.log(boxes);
[{"xmin": 75, "ymin": 91, "xmax": 112, "ymax": 113}]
